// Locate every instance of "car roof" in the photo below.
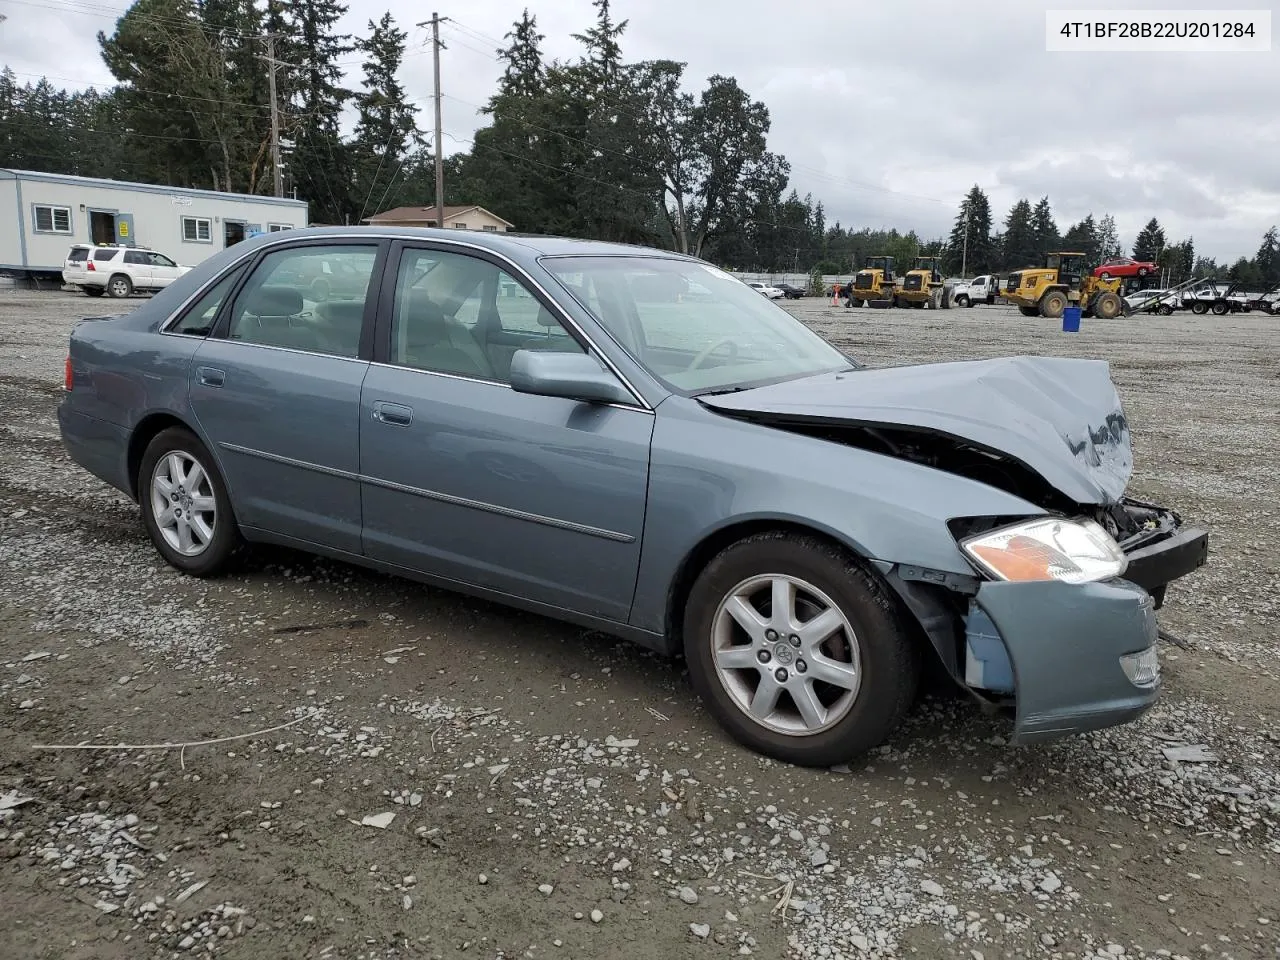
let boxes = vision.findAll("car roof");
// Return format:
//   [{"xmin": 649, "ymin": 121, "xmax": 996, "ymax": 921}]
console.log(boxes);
[{"xmin": 242, "ymin": 225, "xmax": 699, "ymax": 262}]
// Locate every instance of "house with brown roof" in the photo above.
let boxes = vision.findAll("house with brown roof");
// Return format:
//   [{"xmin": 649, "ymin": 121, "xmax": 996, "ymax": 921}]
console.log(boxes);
[{"xmin": 363, "ymin": 205, "xmax": 515, "ymax": 232}]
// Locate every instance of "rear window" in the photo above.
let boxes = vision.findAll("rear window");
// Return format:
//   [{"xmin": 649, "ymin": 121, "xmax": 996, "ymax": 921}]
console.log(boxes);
[
  {"xmin": 66, "ymin": 247, "xmax": 90, "ymax": 262},
  {"xmin": 93, "ymin": 249, "xmax": 119, "ymax": 262}
]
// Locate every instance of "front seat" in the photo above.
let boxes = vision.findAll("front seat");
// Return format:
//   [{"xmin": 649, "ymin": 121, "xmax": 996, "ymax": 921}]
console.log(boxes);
[{"xmin": 401, "ymin": 289, "xmax": 495, "ymax": 379}]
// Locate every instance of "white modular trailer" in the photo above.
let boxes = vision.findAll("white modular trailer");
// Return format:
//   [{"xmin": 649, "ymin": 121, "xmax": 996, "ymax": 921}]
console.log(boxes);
[{"xmin": 1, "ymin": 169, "xmax": 309, "ymax": 274}]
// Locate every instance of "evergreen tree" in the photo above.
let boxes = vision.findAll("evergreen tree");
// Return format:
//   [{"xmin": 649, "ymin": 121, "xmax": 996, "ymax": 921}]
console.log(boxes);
[
  {"xmin": 946, "ymin": 185, "xmax": 993, "ymax": 274},
  {"xmin": 1132, "ymin": 217, "xmax": 1167, "ymax": 261},
  {"xmin": 1030, "ymin": 196, "xmax": 1059, "ymax": 257},
  {"xmin": 1062, "ymin": 214, "xmax": 1100, "ymax": 265},
  {"xmin": 1000, "ymin": 198, "xmax": 1035, "ymax": 270},
  {"xmin": 572, "ymin": 0, "xmax": 627, "ymax": 89},
  {"xmin": 351, "ymin": 13, "xmax": 423, "ymax": 221},
  {"xmin": 1254, "ymin": 226, "xmax": 1279, "ymax": 285},
  {"xmin": 282, "ymin": 0, "xmax": 356, "ymax": 223},
  {"xmin": 495, "ymin": 9, "xmax": 545, "ymax": 100}
]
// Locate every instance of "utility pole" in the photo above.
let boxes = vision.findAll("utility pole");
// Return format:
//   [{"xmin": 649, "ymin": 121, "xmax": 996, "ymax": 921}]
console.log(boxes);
[
  {"xmin": 418, "ymin": 13, "xmax": 449, "ymax": 230},
  {"xmin": 265, "ymin": 33, "xmax": 283, "ymax": 199},
  {"xmin": 961, "ymin": 215, "xmax": 969, "ymax": 277}
]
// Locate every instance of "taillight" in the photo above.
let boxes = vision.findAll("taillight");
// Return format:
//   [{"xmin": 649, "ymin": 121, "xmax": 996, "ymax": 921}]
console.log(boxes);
[
  {"xmin": 87, "ymin": 261, "xmax": 95, "ymax": 271},
  {"xmin": 64, "ymin": 356, "xmax": 73, "ymax": 391}
]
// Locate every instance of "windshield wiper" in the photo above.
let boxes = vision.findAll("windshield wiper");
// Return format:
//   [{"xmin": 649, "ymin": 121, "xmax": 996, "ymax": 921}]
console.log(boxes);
[{"xmin": 696, "ymin": 385, "xmax": 750, "ymax": 397}]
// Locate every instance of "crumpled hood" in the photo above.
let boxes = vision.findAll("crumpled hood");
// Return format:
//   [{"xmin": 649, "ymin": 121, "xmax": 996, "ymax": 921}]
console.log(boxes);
[{"xmin": 699, "ymin": 355, "xmax": 1133, "ymax": 505}]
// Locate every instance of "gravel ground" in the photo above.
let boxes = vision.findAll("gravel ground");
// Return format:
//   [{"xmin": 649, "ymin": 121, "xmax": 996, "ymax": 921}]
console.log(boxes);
[{"xmin": 1, "ymin": 289, "xmax": 1278, "ymax": 960}]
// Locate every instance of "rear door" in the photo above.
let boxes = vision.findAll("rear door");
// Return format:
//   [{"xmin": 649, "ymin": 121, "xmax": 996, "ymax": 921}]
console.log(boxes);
[
  {"xmin": 122, "ymin": 250, "xmax": 153, "ymax": 288},
  {"xmin": 187, "ymin": 239, "xmax": 386, "ymax": 553}
]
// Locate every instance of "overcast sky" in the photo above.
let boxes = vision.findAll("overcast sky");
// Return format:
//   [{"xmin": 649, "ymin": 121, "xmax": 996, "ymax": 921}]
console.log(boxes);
[{"xmin": 2, "ymin": 0, "xmax": 1277, "ymax": 261}]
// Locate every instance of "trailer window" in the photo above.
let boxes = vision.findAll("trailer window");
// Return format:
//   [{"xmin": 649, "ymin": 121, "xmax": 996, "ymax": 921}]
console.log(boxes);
[
  {"xmin": 33, "ymin": 205, "xmax": 72, "ymax": 234},
  {"xmin": 182, "ymin": 217, "xmax": 213, "ymax": 243}
]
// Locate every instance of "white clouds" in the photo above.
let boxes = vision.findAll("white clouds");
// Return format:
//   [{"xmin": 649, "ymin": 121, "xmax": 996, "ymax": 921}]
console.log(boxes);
[{"xmin": 1, "ymin": 0, "xmax": 1275, "ymax": 259}]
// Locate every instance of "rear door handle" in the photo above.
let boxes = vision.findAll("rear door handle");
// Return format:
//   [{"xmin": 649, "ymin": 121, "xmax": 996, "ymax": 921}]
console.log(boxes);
[
  {"xmin": 372, "ymin": 401, "xmax": 413, "ymax": 426},
  {"xmin": 198, "ymin": 366, "xmax": 225, "ymax": 387}
]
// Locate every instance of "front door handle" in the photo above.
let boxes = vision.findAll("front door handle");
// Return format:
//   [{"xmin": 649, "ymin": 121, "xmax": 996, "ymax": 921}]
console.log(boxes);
[
  {"xmin": 198, "ymin": 366, "xmax": 225, "ymax": 387},
  {"xmin": 372, "ymin": 401, "xmax": 413, "ymax": 426}
]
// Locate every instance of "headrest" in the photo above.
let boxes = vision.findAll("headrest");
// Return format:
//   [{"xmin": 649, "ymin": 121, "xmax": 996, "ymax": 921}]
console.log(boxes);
[{"xmin": 246, "ymin": 285, "xmax": 303, "ymax": 317}]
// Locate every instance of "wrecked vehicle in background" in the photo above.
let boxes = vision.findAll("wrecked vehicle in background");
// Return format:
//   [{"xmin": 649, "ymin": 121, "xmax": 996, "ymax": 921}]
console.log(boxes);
[{"xmin": 57, "ymin": 228, "xmax": 1210, "ymax": 768}]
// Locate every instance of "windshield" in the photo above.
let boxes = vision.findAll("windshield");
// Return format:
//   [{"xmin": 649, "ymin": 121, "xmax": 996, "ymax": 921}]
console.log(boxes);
[{"xmin": 540, "ymin": 255, "xmax": 856, "ymax": 394}]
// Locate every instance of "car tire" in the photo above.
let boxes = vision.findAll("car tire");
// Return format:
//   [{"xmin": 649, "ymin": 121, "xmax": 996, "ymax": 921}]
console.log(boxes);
[
  {"xmin": 955, "ymin": 294, "xmax": 970, "ymax": 307},
  {"xmin": 107, "ymin": 274, "xmax": 133, "ymax": 299},
  {"xmin": 138, "ymin": 426, "xmax": 240, "ymax": 578},
  {"xmin": 682, "ymin": 531, "xmax": 921, "ymax": 767},
  {"xmin": 84, "ymin": 287, "xmax": 104, "ymax": 297},
  {"xmin": 1137, "ymin": 267, "xmax": 1149, "ymax": 277},
  {"xmin": 1099, "ymin": 272, "xmax": 1112, "ymax": 281},
  {"xmin": 1191, "ymin": 301, "xmax": 1208, "ymax": 315},
  {"xmin": 1157, "ymin": 304, "xmax": 1173, "ymax": 316}
]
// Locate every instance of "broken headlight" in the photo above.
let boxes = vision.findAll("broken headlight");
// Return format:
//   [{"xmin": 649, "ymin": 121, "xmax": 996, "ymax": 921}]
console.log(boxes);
[{"xmin": 959, "ymin": 517, "xmax": 1128, "ymax": 585}]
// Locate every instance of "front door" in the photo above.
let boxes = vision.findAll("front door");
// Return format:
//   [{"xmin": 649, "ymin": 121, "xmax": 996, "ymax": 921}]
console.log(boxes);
[
  {"xmin": 146, "ymin": 250, "xmax": 185, "ymax": 288},
  {"xmin": 188, "ymin": 240, "xmax": 385, "ymax": 553},
  {"xmin": 358, "ymin": 242, "xmax": 654, "ymax": 622}
]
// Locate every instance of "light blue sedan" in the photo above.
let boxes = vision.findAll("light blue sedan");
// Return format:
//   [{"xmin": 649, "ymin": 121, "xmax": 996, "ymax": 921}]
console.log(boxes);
[{"xmin": 57, "ymin": 228, "xmax": 1209, "ymax": 766}]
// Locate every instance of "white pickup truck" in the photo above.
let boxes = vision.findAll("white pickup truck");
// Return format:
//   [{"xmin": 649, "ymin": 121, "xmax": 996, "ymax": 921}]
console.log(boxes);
[{"xmin": 953, "ymin": 274, "xmax": 999, "ymax": 307}]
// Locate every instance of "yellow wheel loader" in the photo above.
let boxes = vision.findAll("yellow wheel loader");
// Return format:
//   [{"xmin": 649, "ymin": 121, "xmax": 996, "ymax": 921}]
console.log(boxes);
[
  {"xmin": 848, "ymin": 256, "xmax": 898, "ymax": 308},
  {"xmin": 1001, "ymin": 251, "xmax": 1124, "ymax": 320},
  {"xmin": 895, "ymin": 255, "xmax": 946, "ymax": 309}
]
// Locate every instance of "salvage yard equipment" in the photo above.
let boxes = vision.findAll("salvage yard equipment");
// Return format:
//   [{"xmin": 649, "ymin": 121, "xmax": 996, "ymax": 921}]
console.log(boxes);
[
  {"xmin": 1002, "ymin": 251, "xmax": 1124, "ymax": 320},
  {"xmin": 848, "ymin": 256, "xmax": 897, "ymax": 308},
  {"xmin": 895, "ymin": 256, "xmax": 946, "ymax": 309},
  {"xmin": 1246, "ymin": 284, "xmax": 1279, "ymax": 315},
  {"xmin": 1125, "ymin": 276, "xmax": 1203, "ymax": 317}
]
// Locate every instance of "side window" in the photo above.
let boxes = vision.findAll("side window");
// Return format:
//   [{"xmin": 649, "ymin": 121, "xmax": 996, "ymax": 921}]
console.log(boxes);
[
  {"xmin": 170, "ymin": 266, "xmax": 247, "ymax": 338},
  {"xmin": 224, "ymin": 245, "xmax": 378, "ymax": 358},
  {"xmin": 389, "ymin": 248, "xmax": 583, "ymax": 382},
  {"xmin": 150, "ymin": 253, "xmax": 178, "ymax": 268},
  {"xmin": 93, "ymin": 249, "xmax": 118, "ymax": 262},
  {"xmin": 124, "ymin": 251, "xmax": 149, "ymax": 265}
]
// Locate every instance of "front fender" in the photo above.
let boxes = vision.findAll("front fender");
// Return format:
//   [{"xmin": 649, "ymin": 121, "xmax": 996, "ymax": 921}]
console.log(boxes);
[{"xmin": 628, "ymin": 398, "xmax": 1045, "ymax": 633}]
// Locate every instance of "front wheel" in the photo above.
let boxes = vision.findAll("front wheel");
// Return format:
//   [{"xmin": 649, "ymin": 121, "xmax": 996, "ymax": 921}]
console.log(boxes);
[
  {"xmin": 955, "ymin": 294, "xmax": 970, "ymax": 308},
  {"xmin": 682, "ymin": 532, "xmax": 920, "ymax": 767},
  {"xmin": 138, "ymin": 427, "xmax": 240, "ymax": 577},
  {"xmin": 1040, "ymin": 290, "xmax": 1068, "ymax": 319}
]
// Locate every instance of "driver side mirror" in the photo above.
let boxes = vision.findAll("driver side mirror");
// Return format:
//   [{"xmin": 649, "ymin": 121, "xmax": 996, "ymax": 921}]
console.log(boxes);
[{"xmin": 509, "ymin": 350, "xmax": 633, "ymax": 405}]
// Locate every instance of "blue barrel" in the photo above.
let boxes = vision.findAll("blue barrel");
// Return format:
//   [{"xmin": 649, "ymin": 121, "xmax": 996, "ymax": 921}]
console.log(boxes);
[{"xmin": 1062, "ymin": 306, "xmax": 1081, "ymax": 332}]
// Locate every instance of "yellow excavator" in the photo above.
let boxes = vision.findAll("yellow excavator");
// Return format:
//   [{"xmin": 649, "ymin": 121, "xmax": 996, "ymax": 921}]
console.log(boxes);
[
  {"xmin": 895, "ymin": 255, "xmax": 946, "ymax": 309},
  {"xmin": 848, "ymin": 255, "xmax": 897, "ymax": 307},
  {"xmin": 1002, "ymin": 251, "xmax": 1124, "ymax": 320}
]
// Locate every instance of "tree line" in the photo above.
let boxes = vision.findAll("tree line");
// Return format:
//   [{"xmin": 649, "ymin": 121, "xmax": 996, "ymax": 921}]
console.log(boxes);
[{"xmin": 1, "ymin": 0, "xmax": 1277, "ymax": 289}]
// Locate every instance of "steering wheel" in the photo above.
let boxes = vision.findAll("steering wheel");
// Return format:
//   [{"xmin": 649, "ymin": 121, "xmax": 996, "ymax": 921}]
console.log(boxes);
[{"xmin": 687, "ymin": 337, "xmax": 740, "ymax": 371}]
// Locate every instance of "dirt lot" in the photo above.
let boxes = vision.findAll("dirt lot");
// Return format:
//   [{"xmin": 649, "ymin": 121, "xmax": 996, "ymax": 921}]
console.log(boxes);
[{"xmin": 1, "ymin": 289, "xmax": 1277, "ymax": 960}]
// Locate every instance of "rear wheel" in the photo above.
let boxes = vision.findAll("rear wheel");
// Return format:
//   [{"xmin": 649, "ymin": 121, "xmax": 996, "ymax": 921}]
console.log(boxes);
[
  {"xmin": 107, "ymin": 274, "xmax": 132, "ymax": 299},
  {"xmin": 682, "ymin": 532, "xmax": 920, "ymax": 767},
  {"xmin": 84, "ymin": 287, "xmax": 104, "ymax": 297},
  {"xmin": 1040, "ymin": 290, "xmax": 1068, "ymax": 319},
  {"xmin": 1211, "ymin": 301, "xmax": 1228, "ymax": 316},
  {"xmin": 138, "ymin": 427, "xmax": 240, "ymax": 577},
  {"xmin": 1191, "ymin": 301, "xmax": 1208, "ymax": 315}
]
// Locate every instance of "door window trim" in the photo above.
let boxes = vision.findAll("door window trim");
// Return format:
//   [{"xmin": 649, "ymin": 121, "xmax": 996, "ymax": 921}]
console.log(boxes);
[
  {"xmin": 372, "ymin": 239, "xmax": 652, "ymax": 411},
  {"xmin": 205, "ymin": 238, "xmax": 390, "ymax": 362}
]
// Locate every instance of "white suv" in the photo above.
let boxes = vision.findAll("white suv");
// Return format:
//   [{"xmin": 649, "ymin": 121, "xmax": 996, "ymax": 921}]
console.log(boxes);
[{"xmin": 63, "ymin": 244, "xmax": 191, "ymax": 298}]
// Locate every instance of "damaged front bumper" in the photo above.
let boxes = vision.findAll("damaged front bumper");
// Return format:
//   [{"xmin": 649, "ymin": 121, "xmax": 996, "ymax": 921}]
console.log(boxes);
[{"xmin": 962, "ymin": 500, "xmax": 1209, "ymax": 743}]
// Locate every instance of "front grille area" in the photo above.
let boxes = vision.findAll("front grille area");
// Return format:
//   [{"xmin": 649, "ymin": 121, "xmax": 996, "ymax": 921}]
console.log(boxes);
[
  {"xmin": 1006, "ymin": 273, "xmax": 1021, "ymax": 292},
  {"xmin": 854, "ymin": 273, "xmax": 875, "ymax": 289},
  {"xmin": 903, "ymin": 274, "xmax": 923, "ymax": 291}
]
